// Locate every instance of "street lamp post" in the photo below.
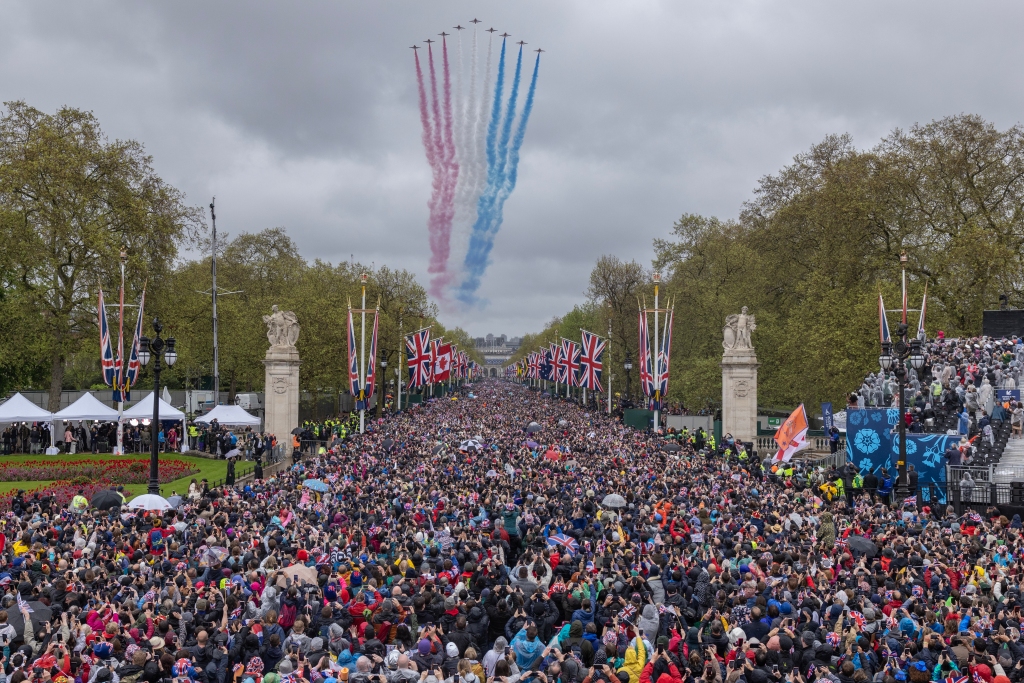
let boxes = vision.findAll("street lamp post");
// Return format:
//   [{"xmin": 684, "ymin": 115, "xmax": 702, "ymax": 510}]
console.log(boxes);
[
  {"xmin": 879, "ymin": 321, "xmax": 924, "ymax": 502},
  {"xmin": 624, "ymin": 353, "xmax": 633, "ymax": 406},
  {"xmin": 379, "ymin": 355, "xmax": 388, "ymax": 419},
  {"xmin": 138, "ymin": 318, "xmax": 177, "ymax": 495}
]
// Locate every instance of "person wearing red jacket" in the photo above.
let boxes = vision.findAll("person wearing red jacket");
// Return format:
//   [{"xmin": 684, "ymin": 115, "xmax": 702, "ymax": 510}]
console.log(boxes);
[{"xmin": 639, "ymin": 650, "xmax": 684, "ymax": 683}]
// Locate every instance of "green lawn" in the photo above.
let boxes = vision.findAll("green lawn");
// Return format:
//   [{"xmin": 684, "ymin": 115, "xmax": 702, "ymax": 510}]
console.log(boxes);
[{"xmin": 0, "ymin": 453, "xmax": 254, "ymax": 499}]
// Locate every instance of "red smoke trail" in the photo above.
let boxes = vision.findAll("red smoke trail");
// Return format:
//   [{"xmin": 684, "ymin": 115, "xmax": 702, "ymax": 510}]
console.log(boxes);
[
  {"xmin": 416, "ymin": 50, "xmax": 447, "ymax": 282},
  {"xmin": 429, "ymin": 36, "xmax": 460, "ymax": 297}
]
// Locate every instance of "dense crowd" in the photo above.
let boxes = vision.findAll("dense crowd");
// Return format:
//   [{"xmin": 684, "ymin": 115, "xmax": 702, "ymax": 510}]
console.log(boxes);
[
  {"xmin": 851, "ymin": 336, "xmax": 1024, "ymax": 434},
  {"xmin": 2, "ymin": 380, "xmax": 1024, "ymax": 683}
]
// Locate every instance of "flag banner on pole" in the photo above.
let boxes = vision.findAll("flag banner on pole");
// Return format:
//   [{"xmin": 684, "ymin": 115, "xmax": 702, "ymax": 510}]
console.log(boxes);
[
  {"xmin": 656, "ymin": 308, "xmax": 674, "ymax": 397},
  {"xmin": 773, "ymin": 404, "xmax": 809, "ymax": 462},
  {"xmin": 98, "ymin": 288, "xmax": 117, "ymax": 387},
  {"xmin": 121, "ymin": 288, "xmax": 146, "ymax": 402},
  {"xmin": 347, "ymin": 309, "xmax": 360, "ymax": 397},
  {"xmin": 578, "ymin": 330, "xmax": 605, "ymax": 391},
  {"xmin": 433, "ymin": 341, "xmax": 453, "ymax": 381},
  {"xmin": 902, "ymin": 265, "xmax": 908, "ymax": 325},
  {"xmin": 549, "ymin": 343, "xmax": 562, "ymax": 383},
  {"xmin": 561, "ymin": 339, "xmax": 580, "ymax": 387},
  {"xmin": 639, "ymin": 310, "xmax": 655, "ymax": 397},
  {"xmin": 364, "ymin": 311, "xmax": 380, "ymax": 398},
  {"xmin": 821, "ymin": 402, "xmax": 834, "ymax": 431},
  {"xmin": 406, "ymin": 329, "xmax": 431, "ymax": 387},
  {"xmin": 113, "ymin": 281, "xmax": 125, "ymax": 401},
  {"xmin": 536, "ymin": 350, "xmax": 552, "ymax": 382},
  {"xmin": 917, "ymin": 283, "xmax": 928, "ymax": 340},
  {"xmin": 879, "ymin": 293, "xmax": 891, "ymax": 344}
]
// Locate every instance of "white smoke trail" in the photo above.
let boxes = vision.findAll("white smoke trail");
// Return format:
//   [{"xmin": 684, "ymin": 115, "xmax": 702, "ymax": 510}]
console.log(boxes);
[{"xmin": 447, "ymin": 26, "xmax": 489, "ymax": 296}]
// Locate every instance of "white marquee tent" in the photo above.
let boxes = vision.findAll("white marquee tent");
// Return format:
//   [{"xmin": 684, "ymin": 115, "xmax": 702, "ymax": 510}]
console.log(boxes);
[
  {"xmin": 54, "ymin": 393, "xmax": 119, "ymax": 421},
  {"xmin": 122, "ymin": 393, "xmax": 186, "ymax": 422},
  {"xmin": 0, "ymin": 392, "xmax": 54, "ymax": 423},
  {"xmin": 193, "ymin": 404, "xmax": 261, "ymax": 426}
]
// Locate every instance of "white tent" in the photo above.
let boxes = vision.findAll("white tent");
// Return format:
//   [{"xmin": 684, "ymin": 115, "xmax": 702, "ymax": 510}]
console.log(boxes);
[
  {"xmin": 54, "ymin": 393, "xmax": 119, "ymax": 421},
  {"xmin": 0, "ymin": 392, "xmax": 54, "ymax": 423},
  {"xmin": 193, "ymin": 404, "xmax": 261, "ymax": 426},
  {"xmin": 122, "ymin": 392, "xmax": 186, "ymax": 421}
]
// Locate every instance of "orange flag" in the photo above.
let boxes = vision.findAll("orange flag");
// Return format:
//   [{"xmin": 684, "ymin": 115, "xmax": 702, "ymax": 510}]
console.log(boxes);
[{"xmin": 773, "ymin": 404, "xmax": 809, "ymax": 462}]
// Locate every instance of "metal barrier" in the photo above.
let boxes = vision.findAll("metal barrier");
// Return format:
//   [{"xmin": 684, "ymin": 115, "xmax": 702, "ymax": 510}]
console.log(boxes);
[{"xmin": 946, "ymin": 465, "xmax": 993, "ymax": 483}]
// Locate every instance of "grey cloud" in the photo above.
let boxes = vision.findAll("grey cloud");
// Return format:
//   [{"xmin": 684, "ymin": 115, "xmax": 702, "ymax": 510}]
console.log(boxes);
[{"xmin": 2, "ymin": 1, "xmax": 1023, "ymax": 336}]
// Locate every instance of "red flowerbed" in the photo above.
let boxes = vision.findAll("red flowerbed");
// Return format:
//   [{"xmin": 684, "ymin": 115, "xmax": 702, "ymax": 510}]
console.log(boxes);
[
  {"xmin": 0, "ymin": 457, "xmax": 197, "ymax": 484},
  {"xmin": 0, "ymin": 457, "xmax": 199, "ymax": 511}
]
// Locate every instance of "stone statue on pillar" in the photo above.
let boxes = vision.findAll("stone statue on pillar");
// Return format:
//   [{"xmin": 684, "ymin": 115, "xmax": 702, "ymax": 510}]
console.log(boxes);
[
  {"xmin": 721, "ymin": 307, "xmax": 758, "ymax": 445},
  {"xmin": 262, "ymin": 306, "xmax": 301, "ymax": 461}
]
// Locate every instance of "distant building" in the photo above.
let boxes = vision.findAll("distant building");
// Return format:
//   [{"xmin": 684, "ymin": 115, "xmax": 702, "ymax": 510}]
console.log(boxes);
[{"xmin": 475, "ymin": 333, "xmax": 519, "ymax": 376}]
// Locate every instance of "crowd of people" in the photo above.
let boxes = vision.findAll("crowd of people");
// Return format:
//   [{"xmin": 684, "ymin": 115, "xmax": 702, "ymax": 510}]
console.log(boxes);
[{"xmin": 1, "ymin": 379, "xmax": 1023, "ymax": 683}]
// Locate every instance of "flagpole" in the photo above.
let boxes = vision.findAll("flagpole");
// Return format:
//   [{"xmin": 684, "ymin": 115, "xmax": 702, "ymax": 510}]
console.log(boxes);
[
  {"xmin": 115, "ymin": 250, "xmax": 126, "ymax": 455},
  {"xmin": 607, "ymin": 318, "xmax": 612, "ymax": 415},
  {"xmin": 653, "ymin": 272, "xmax": 661, "ymax": 433},
  {"xmin": 359, "ymin": 273, "xmax": 367, "ymax": 434},
  {"xmin": 397, "ymin": 312, "xmax": 403, "ymax": 412}
]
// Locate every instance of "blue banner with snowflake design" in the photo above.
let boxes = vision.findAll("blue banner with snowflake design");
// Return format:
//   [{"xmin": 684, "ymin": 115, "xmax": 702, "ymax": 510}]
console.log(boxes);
[{"xmin": 845, "ymin": 408, "xmax": 957, "ymax": 497}]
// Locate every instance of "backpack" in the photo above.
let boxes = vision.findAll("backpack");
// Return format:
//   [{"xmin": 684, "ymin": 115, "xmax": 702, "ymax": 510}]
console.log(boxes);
[{"xmin": 278, "ymin": 601, "xmax": 298, "ymax": 630}]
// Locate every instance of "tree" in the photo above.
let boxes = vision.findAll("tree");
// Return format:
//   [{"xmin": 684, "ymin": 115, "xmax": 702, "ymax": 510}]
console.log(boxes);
[
  {"xmin": 585, "ymin": 256, "xmax": 648, "ymax": 402},
  {"xmin": 0, "ymin": 102, "xmax": 204, "ymax": 410}
]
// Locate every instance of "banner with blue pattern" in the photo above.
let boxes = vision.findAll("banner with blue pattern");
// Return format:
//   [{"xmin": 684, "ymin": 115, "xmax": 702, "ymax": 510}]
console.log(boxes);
[{"xmin": 845, "ymin": 408, "xmax": 957, "ymax": 500}]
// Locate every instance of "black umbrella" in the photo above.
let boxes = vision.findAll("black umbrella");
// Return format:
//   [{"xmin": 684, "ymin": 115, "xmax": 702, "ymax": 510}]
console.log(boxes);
[
  {"xmin": 663, "ymin": 443, "xmax": 681, "ymax": 452},
  {"xmin": 383, "ymin": 439, "xmax": 395, "ymax": 451},
  {"xmin": 431, "ymin": 445, "xmax": 445, "ymax": 455},
  {"xmin": 846, "ymin": 535, "xmax": 877, "ymax": 557},
  {"xmin": 291, "ymin": 428, "xmax": 304, "ymax": 435},
  {"xmin": 526, "ymin": 422, "xmax": 542, "ymax": 433},
  {"xmin": 6, "ymin": 601, "xmax": 52, "ymax": 634},
  {"xmin": 90, "ymin": 489, "xmax": 124, "ymax": 511}
]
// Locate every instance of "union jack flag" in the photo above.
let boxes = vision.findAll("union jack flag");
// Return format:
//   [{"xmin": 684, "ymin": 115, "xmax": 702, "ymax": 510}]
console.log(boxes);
[
  {"xmin": 347, "ymin": 309, "xmax": 361, "ymax": 397},
  {"xmin": 619, "ymin": 603, "xmax": 637, "ymax": 623},
  {"xmin": 656, "ymin": 308, "xmax": 674, "ymax": 396},
  {"xmin": 98, "ymin": 288, "xmax": 117, "ymax": 387},
  {"xmin": 578, "ymin": 330, "xmax": 605, "ymax": 391},
  {"xmin": 364, "ymin": 311, "xmax": 379, "ymax": 398},
  {"xmin": 406, "ymin": 329, "xmax": 432, "ymax": 387},
  {"xmin": 560, "ymin": 339, "xmax": 580, "ymax": 386},
  {"xmin": 114, "ymin": 283, "xmax": 124, "ymax": 400},
  {"xmin": 120, "ymin": 289, "xmax": 146, "ymax": 402},
  {"xmin": 639, "ymin": 311, "xmax": 655, "ymax": 397}
]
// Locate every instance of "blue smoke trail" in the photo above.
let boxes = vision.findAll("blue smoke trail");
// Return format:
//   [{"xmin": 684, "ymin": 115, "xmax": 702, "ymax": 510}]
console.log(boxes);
[
  {"xmin": 459, "ymin": 45, "xmax": 525, "ymax": 304},
  {"xmin": 483, "ymin": 40, "xmax": 507, "ymax": 193},
  {"xmin": 458, "ymin": 50, "xmax": 538, "ymax": 303}
]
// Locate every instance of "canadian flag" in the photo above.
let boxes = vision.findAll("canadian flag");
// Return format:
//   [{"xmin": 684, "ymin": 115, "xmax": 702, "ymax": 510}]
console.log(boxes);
[{"xmin": 433, "ymin": 343, "xmax": 453, "ymax": 381}]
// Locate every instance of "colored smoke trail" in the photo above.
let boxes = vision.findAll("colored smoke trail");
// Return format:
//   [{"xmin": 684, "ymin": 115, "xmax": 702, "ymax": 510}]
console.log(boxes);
[
  {"xmin": 428, "ymin": 36, "xmax": 460, "ymax": 296},
  {"xmin": 448, "ymin": 26, "xmax": 481, "ymax": 292},
  {"xmin": 411, "ymin": 26, "xmax": 539, "ymax": 304},
  {"xmin": 458, "ymin": 44, "xmax": 526, "ymax": 303}
]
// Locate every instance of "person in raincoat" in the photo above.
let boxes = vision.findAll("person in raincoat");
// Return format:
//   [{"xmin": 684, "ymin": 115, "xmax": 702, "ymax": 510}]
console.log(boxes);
[{"xmin": 618, "ymin": 639, "xmax": 648, "ymax": 683}]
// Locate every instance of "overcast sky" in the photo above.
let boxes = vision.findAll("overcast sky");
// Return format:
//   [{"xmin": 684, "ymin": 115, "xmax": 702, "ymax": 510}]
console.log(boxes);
[{"xmin": 3, "ymin": 1, "xmax": 1023, "ymax": 337}]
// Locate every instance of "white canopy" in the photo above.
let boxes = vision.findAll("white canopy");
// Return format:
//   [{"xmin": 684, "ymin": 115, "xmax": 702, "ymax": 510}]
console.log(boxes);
[
  {"xmin": 193, "ymin": 404, "xmax": 261, "ymax": 426},
  {"xmin": 122, "ymin": 392, "xmax": 185, "ymax": 421},
  {"xmin": 0, "ymin": 392, "xmax": 54, "ymax": 423},
  {"xmin": 54, "ymin": 393, "xmax": 119, "ymax": 421}
]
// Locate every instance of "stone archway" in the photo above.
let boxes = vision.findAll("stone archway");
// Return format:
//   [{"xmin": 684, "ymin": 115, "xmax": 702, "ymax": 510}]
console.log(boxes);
[{"xmin": 489, "ymin": 367, "xmax": 497, "ymax": 378}]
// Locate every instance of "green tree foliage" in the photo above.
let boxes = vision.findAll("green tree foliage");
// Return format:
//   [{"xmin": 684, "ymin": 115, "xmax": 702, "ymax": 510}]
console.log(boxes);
[
  {"xmin": 526, "ymin": 115, "xmax": 1024, "ymax": 412},
  {"xmin": 0, "ymin": 102, "xmax": 204, "ymax": 409}
]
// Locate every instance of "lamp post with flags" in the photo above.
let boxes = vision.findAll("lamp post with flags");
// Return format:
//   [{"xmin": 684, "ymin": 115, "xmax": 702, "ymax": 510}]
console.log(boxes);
[{"xmin": 878, "ymin": 252, "xmax": 927, "ymax": 502}]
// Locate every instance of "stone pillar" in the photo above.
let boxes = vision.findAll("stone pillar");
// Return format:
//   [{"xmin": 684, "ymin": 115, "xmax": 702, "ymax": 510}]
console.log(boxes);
[
  {"xmin": 721, "ymin": 307, "xmax": 758, "ymax": 444},
  {"xmin": 262, "ymin": 306, "xmax": 301, "ymax": 457}
]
